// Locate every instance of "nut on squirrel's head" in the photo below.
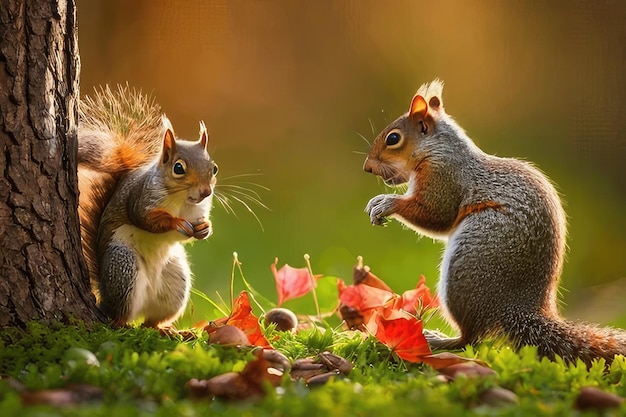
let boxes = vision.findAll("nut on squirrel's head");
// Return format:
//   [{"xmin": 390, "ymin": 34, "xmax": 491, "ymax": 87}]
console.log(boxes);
[
  {"xmin": 160, "ymin": 119, "xmax": 218, "ymax": 205},
  {"xmin": 363, "ymin": 79, "xmax": 444, "ymax": 185}
]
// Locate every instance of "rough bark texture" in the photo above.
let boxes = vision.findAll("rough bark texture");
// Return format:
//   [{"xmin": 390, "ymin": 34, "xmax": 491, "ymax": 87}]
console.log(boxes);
[{"xmin": 0, "ymin": 0, "xmax": 101, "ymax": 326}]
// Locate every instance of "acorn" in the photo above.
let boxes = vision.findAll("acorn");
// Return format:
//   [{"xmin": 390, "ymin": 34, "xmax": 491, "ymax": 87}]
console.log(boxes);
[
  {"xmin": 264, "ymin": 307, "xmax": 298, "ymax": 332},
  {"xmin": 205, "ymin": 324, "xmax": 250, "ymax": 346}
]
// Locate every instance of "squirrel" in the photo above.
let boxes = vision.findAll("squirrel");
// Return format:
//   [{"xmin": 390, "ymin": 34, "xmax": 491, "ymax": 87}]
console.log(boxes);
[
  {"xmin": 77, "ymin": 85, "xmax": 218, "ymax": 328},
  {"xmin": 363, "ymin": 79, "xmax": 626, "ymax": 366}
]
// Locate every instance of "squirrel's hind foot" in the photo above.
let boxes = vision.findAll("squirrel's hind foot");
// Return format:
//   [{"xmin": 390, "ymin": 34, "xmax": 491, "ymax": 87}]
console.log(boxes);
[{"xmin": 424, "ymin": 330, "xmax": 467, "ymax": 351}]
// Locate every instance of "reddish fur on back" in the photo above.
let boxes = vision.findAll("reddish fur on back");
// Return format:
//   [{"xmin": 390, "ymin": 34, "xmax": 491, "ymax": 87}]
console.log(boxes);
[
  {"xmin": 77, "ymin": 168, "xmax": 117, "ymax": 296},
  {"xmin": 452, "ymin": 201, "xmax": 503, "ymax": 229}
]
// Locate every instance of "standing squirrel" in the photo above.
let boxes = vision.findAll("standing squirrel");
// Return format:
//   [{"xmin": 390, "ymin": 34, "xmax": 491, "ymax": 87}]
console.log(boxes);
[
  {"xmin": 77, "ymin": 85, "xmax": 218, "ymax": 328},
  {"xmin": 364, "ymin": 79, "xmax": 626, "ymax": 365}
]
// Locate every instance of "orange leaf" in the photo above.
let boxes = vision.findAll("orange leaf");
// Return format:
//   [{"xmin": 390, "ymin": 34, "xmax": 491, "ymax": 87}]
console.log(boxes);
[
  {"xmin": 339, "ymin": 281, "xmax": 394, "ymax": 311},
  {"xmin": 338, "ymin": 257, "xmax": 439, "ymax": 358},
  {"xmin": 374, "ymin": 315, "xmax": 432, "ymax": 363},
  {"xmin": 272, "ymin": 259, "xmax": 322, "ymax": 305},
  {"xmin": 379, "ymin": 297, "xmax": 414, "ymax": 321},
  {"xmin": 338, "ymin": 279, "xmax": 394, "ymax": 329},
  {"xmin": 223, "ymin": 291, "xmax": 271, "ymax": 348},
  {"xmin": 400, "ymin": 275, "xmax": 439, "ymax": 315}
]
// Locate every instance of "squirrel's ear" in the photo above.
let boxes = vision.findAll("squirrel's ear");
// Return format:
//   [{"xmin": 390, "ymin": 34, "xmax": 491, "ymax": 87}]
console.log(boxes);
[
  {"xmin": 161, "ymin": 115, "xmax": 174, "ymax": 131},
  {"xmin": 199, "ymin": 121, "xmax": 209, "ymax": 151},
  {"xmin": 409, "ymin": 95, "xmax": 428, "ymax": 119},
  {"xmin": 162, "ymin": 129, "xmax": 177, "ymax": 164},
  {"xmin": 429, "ymin": 96, "xmax": 441, "ymax": 110}
]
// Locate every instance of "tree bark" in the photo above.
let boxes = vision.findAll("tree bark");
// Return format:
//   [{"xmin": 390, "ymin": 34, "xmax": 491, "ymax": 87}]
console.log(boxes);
[{"xmin": 0, "ymin": 0, "xmax": 100, "ymax": 326}]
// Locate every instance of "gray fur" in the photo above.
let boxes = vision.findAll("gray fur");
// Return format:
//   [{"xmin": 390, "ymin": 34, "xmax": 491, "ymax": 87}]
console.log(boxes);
[{"xmin": 98, "ymin": 244, "xmax": 137, "ymax": 324}]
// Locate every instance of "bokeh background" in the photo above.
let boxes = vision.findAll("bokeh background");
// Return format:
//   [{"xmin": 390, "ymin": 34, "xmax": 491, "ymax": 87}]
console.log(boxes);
[{"xmin": 77, "ymin": 1, "xmax": 626, "ymax": 329}]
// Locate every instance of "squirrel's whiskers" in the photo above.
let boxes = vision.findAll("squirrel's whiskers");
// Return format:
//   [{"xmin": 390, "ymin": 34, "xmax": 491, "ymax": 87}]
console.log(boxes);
[{"xmin": 214, "ymin": 173, "xmax": 269, "ymax": 231}]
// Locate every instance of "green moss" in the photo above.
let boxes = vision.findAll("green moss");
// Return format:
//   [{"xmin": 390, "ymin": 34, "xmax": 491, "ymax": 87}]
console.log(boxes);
[{"xmin": 1, "ymin": 322, "xmax": 625, "ymax": 416}]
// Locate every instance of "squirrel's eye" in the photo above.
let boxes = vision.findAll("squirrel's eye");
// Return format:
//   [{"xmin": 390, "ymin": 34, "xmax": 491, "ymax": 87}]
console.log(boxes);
[
  {"xmin": 172, "ymin": 160, "xmax": 186, "ymax": 178},
  {"xmin": 212, "ymin": 163, "xmax": 219, "ymax": 176},
  {"xmin": 385, "ymin": 130, "xmax": 403, "ymax": 148}
]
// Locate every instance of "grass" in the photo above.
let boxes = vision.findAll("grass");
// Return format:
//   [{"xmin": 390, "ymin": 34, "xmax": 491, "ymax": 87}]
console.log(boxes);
[{"xmin": 1, "ymin": 321, "xmax": 626, "ymax": 416}]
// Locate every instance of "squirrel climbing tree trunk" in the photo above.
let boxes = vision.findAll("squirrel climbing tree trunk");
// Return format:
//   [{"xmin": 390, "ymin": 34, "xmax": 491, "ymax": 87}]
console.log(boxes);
[{"xmin": 0, "ymin": 0, "xmax": 101, "ymax": 326}]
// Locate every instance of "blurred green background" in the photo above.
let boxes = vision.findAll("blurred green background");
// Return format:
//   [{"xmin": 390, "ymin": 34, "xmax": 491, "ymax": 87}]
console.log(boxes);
[{"xmin": 77, "ymin": 1, "xmax": 626, "ymax": 329}]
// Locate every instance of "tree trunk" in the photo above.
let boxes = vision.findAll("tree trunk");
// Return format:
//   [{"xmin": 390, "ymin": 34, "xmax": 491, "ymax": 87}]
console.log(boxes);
[{"xmin": 0, "ymin": 0, "xmax": 101, "ymax": 326}]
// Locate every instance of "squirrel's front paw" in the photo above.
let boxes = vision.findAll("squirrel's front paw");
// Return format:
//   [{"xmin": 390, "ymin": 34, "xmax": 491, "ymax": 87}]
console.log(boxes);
[
  {"xmin": 365, "ymin": 194, "xmax": 397, "ymax": 226},
  {"xmin": 175, "ymin": 219, "xmax": 196, "ymax": 238},
  {"xmin": 191, "ymin": 219, "xmax": 212, "ymax": 240}
]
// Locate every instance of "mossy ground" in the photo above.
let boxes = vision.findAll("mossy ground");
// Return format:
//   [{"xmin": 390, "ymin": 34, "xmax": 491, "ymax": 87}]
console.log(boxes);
[{"xmin": 1, "ymin": 321, "xmax": 625, "ymax": 416}]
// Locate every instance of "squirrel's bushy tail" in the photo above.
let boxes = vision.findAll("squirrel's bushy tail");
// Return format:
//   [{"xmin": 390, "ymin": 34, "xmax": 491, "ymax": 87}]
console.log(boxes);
[
  {"xmin": 78, "ymin": 84, "xmax": 165, "ymax": 172},
  {"xmin": 510, "ymin": 313, "xmax": 626, "ymax": 366},
  {"xmin": 77, "ymin": 85, "xmax": 166, "ymax": 293}
]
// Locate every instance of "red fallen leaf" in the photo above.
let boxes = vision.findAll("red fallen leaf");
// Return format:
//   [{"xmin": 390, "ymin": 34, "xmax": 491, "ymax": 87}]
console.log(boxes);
[
  {"xmin": 338, "ymin": 279, "xmax": 395, "ymax": 329},
  {"xmin": 339, "ymin": 280, "xmax": 394, "ymax": 313},
  {"xmin": 374, "ymin": 315, "xmax": 432, "ymax": 363},
  {"xmin": 378, "ymin": 298, "xmax": 415, "ymax": 322},
  {"xmin": 210, "ymin": 291, "xmax": 271, "ymax": 348},
  {"xmin": 338, "ymin": 258, "xmax": 438, "ymax": 364},
  {"xmin": 339, "ymin": 258, "xmax": 438, "ymax": 333},
  {"xmin": 395, "ymin": 275, "xmax": 439, "ymax": 316},
  {"xmin": 272, "ymin": 258, "xmax": 322, "ymax": 306}
]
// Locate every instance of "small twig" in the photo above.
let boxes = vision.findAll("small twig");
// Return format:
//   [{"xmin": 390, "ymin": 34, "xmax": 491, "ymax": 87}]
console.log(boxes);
[
  {"xmin": 304, "ymin": 254, "xmax": 321, "ymax": 319},
  {"xmin": 234, "ymin": 252, "xmax": 266, "ymax": 313},
  {"xmin": 230, "ymin": 252, "xmax": 237, "ymax": 309}
]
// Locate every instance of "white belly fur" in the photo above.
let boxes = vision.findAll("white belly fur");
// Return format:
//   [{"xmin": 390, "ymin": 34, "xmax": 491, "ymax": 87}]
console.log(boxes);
[
  {"xmin": 438, "ymin": 225, "xmax": 461, "ymax": 331},
  {"xmin": 111, "ymin": 224, "xmax": 191, "ymax": 323}
]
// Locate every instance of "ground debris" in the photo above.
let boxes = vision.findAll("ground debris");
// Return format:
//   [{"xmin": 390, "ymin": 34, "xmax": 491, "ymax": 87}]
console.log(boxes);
[{"xmin": 291, "ymin": 351, "xmax": 353, "ymax": 386}]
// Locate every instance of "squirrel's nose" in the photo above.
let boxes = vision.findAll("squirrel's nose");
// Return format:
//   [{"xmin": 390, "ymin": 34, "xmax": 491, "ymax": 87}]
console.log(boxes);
[
  {"xmin": 198, "ymin": 186, "xmax": 212, "ymax": 201},
  {"xmin": 190, "ymin": 186, "xmax": 212, "ymax": 203}
]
